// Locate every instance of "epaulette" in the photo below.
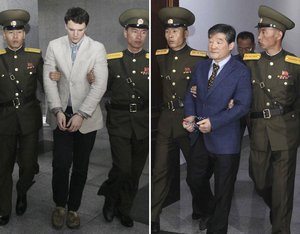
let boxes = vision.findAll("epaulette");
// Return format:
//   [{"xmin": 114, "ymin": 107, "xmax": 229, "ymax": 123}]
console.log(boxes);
[
  {"xmin": 285, "ymin": 55, "xmax": 300, "ymax": 65},
  {"xmin": 24, "ymin": 47, "xmax": 41, "ymax": 53},
  {"xmin": 190, "ymin": 50, "xmax": 207, "ymax": 57},
  {"xmin": 243, "ymin": 53, "xmax": 261, "ymax": 60},
  {"xmin": 0, "ymin": 49, "xmax": 6, "ymax": 55},
  {"xmin": 146, "ymin": 53, "xmax": 149, "ymax": 59},
  {"xmin": 155, "ymin": 49, "xmax": 169, "ymax": 55},
  {"xmin": 107, "ymin": 52, "xmax": 123, "ymax": 60}
]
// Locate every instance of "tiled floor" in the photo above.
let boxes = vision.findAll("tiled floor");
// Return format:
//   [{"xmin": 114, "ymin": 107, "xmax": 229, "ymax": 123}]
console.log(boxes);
[
  {"xmin": 0, "ymin": 102, "xmax": 149, "ymax": 234},
  {"xmin": 158, "ymin": 137, "xmax": 300, "ymax": 234}
]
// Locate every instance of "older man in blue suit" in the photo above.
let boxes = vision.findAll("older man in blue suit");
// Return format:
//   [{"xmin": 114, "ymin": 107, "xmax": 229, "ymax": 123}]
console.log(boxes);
[{"xmin": 183, "ymin": 24, "xmax": 252, "ymax": 234}]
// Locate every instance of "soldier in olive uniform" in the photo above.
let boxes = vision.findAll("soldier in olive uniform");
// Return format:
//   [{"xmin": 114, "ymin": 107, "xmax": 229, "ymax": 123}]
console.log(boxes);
[
  {"xmin": 0, "ymin": 9, "xmax": 43, "ymax": 225},
  {"xmin": 151, "ymin": 7, "xmax": 207, "ymax": 233},
  {"xmin": 244, "ymin": 5, "xmax": 300, "ymax": 234},
  {"xmin": 97, "ymin": 8, "xmax": 149, "ymax": 228}
]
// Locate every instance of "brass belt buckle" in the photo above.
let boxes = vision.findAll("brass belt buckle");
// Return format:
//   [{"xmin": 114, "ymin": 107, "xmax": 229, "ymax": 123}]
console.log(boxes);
[
  {"xmin": 263, "ymin": 109, "xmax": 271, "ymax": 119},
  {"xmin": 13, "ymin": 97, "xmax": 20, "ymax": 108},
  {"xmin": 129, "ymin": 103, "xmax": 137, "ymax": 113},
  {"xmin": 168, "ymin": 100, "xmax": 175, "ymax": 111}
]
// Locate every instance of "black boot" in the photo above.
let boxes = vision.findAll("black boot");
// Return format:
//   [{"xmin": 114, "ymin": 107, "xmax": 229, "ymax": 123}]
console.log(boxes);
[
  {"xmin": 0, "ymin": 215, "xmax": 10, "ymax": 226},
  {"xmin": 103, "ymin": 197, "xmax": 115, "ymax": 222},
  {"xmin": 16, "ymin": 194, "xmax": 27, "ymax": 216},
  {"xmin": 151, "ymin": 221, "xmax": 160, "ymax": 233}
]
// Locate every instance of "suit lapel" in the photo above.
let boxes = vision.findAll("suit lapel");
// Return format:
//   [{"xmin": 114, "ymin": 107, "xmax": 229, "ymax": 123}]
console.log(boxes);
[
  {"xmin": 62, "ymin": 36, "xmax": 72, "ymax": 76},
  {"xmin": 70, "ymin": 36, "xmax": 89, "ymax": 78},
  {"xmin": 207, "ymin": 58, "xmax": 234, "ymax": 98}
]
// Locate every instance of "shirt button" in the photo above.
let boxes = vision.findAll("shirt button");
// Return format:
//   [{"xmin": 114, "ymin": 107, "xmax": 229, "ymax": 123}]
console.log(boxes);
[
  {"xmin": 15, "ymin": 93, "xmax": 19, "ymax": 96},
  {"xmin": 270, "ymin": 62, "xmax": 274, "ymax": 66},
  {"xmin": 15, "ymin": 68, "xmax": 18, "ymax": 71},
  {"xmin": 116, "ymin": 75, "xmax": 120, "ymax": 78},
  {"xmin": 252, "ymin": 80, "xmax": 255, "ymax": 84},
  {"xmin": 174, "ymin": 56, "xmax": 178, "ymax": 60},
  {"xmin": 266, "ymin": 102, "xmax": 270, "ymax": 106},
  {"xmin": 16, "ymin": 80, "xmax": 19, "ymax": 84},
  {"xmin": 132, "ymin": 59, "xmax": 136, "ymax": 62},
  {"xmin": 186, "ymin": 76, "xmax": 190, "ymax": 80},
  {"xmin": 132, "ymin": 82, "xmax": 136, "ymax": 86},
  {"xmin": 172, "ymin": 95, "xmax": 176, "ymax": 99},
  {"xmin": 268, "ymin": 75, "xmax": 272, "ymax": 79},
  {"xmin": 14, "ymin": 55, "xmax": 18, "ymax": 59},
  {"xmin": 132, "ymin": 70, "xmax": 136, "ymax": 74},
  {"xmin": 172, "ymin": 69, "xmax": 176, "ymax": 73},
  {"xmin": 1, "ymin": 74, "xmax": 4, "ymax": 77},
  {"xmin": 172, "ymin": 82, "xmax": 176, "ymax": 86},
  {"xmin": 132, "ymin": 95, "xmax": 135, "ymax": 98},
  {"xmin": 29, "ymin": 71, "xmax": 33, "ymax": 75},
  {"xmin": 267, "ymin": 89, "xmax": 271, "ymax": 92},
  {"xmin": 284, "ymin": 82, "xmax": 288, "ymax": 85}
]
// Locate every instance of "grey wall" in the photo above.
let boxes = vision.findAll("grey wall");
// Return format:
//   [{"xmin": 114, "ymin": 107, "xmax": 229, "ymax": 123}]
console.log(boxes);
[
  {"xmin": 0, "ymin": 0, "xmax": 39, "ymax": 48},
  {"xmin": 38, "ymin": 0, "xmax": 149, "ymax": 55},
  {"xmin": 181, "ymin": 0, "xmax": 300, "ymax": 56}
]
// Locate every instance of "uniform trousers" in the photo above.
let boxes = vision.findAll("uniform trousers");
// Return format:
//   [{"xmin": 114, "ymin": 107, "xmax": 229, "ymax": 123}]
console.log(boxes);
[
  {"xmin": 52, "ymin": 126, "xmax": 96, "ymax": 212},
  {"xmin": 249, "ymin": 144, "xmax": 297, "ymax": 234},
  {"xmin": 151, "ymin": 131, "xmax": 193, "ymax": 221},
  {"xmin": 187, "ymin": 134, "xmax": 240, "ymax": 234},
  {"xmin": 0, "ymin": 130, "xmax": 38, "ymax": 216},
  {"xmin": 98, "ymin": 133, "xmax": 148, "ymax": 216}
]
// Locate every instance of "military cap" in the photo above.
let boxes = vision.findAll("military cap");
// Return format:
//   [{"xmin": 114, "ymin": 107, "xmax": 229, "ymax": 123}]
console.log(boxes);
[
  {"xmin": 0, "ymin": 9, "xmax": 30, "ymax": 30},
  {"xmin": 119, "ymin": 8, "xmax": 149, "ymax": 29},
  {"xmin": 158, "ymin": 7, "xmax": 195, "ymax": 28},
  {"xmin": 257, "ymin": 5, "xmax": 295, "ymax": 32}
]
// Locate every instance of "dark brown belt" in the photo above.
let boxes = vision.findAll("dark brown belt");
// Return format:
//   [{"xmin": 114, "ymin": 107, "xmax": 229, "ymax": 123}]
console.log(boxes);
[
  {"xmin": 0, "ymin": 95, "xmax": 36, "ymax": 108},
  {"xmin": 250, "ymin": 107, "xmax": 293, "ymax": 119}
]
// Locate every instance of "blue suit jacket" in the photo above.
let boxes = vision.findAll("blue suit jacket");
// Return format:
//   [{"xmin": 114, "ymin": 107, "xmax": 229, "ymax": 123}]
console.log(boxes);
[{"xmin": 184, "ymin": 56, "xmax": 252, "ymax": 154}]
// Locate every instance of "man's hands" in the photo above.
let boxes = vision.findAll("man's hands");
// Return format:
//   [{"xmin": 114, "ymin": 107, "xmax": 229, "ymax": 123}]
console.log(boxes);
[
  {"xmin": 183, "ymin": 115, "xmax": 212, "ymax": 133},
  {"xmin": 182, "ymin": 116, "xmax": 196, "ymax": 132},
  {"xmin": 56, "ymin": 112, "xmax": 83, "ymax": 132},
  {"xmin": 49, "ymin": 70, "xmax": 95, "ymax": 83},
  {"xmin": 86, "ymin": 70, "xmax": 95, "ymax": 83},
  {"xmin": 49, "ymin": 71, "xmax": 61, "ymax": 81}
]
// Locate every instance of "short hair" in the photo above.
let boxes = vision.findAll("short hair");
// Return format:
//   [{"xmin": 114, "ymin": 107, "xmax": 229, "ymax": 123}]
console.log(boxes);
[
  {"xmin": 237, "ymin": 31, "xmax": 255, "ymax": 43},
  {"xmin": 64, "ymin": 7, "xmax": 89, "ymax": 26},
  {"xmin": 208, "ymin": 24, "xmax": 236, "ymax": 44}
]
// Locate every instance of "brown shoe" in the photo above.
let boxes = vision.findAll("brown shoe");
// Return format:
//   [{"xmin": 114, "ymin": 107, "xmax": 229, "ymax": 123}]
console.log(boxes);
[
  {"xmin": 52, "ymin": 207, "xmax": 66, "ymax": 229},
  {"xmin": 66, "ymin": 211, "xmax": 80, "ymax": 229}
]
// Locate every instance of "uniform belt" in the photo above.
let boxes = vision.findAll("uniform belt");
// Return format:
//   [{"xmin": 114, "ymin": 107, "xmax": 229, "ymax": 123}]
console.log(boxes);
[
  {"xmin": 110, "ymin": 103, "xmax": 148, "ymax": 112},
  {"xmin": 0, "ymin": 95, "xmax": 36, "ymax": 108},
  {"xmin": 250, "ymin": 107, "xmax": 293, "ymax": 119},
  {"xmin": 161, "ymin": 99, "xmax": 184, "ymax": 111}
]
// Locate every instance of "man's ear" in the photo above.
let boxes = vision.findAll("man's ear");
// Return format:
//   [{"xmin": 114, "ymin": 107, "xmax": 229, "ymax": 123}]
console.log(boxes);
[
  {"xmin": 229, "ymin": 42, "xmax": 235, "ymax": 51},
  {"xmin": 123, "ymin": 28, "xmax": 128, "ymax": 39}
]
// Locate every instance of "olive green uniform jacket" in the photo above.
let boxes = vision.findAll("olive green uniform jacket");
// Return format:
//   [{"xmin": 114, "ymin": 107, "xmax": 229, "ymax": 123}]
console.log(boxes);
[
  {"xmin": 106, "ymin": 49, "xmax": 149, "ymax": 140},
  {"xmin": 156, "ymin": 45, "xmax": 207, "ymax": 138},
  {"xmin": 0, "ymin": 47, "xmax": 43, "ymax": 135},
  {"xmin": 244, "ymin": 50, "xmax": 300, "ymax": 151}
]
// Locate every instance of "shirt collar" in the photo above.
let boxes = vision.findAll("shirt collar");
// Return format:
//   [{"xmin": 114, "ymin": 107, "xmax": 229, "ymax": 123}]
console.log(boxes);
[{"xmin": 212, "ymin": 54, "xmax": 231, "ymax": 69}]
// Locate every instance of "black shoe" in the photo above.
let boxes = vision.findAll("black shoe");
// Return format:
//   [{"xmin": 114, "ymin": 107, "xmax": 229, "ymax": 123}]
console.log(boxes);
[
  {"xmin": 199, "ymin": 216, "xmax": 210, "ymax": 231},
  {"xmin": 120, "ymin": 215, "xmax": 134, "ymax": 227},
  {"xmin": 102, "ymin": 197, "xmax": 115, "ymax": 222},
  {"xmin": 192, "ymin": 213, "xmax": 201, "ymax": 220},
  {"xmin": 16, "ymin": 194, "xmax": 27, "ymax": 216},
  {"xmin": 0, "ymin": 215, "xmax": 10, "ymax": 226},
  {"xmin": 151, "ymin": 221, "xmax": 160, "ymax": 233}
]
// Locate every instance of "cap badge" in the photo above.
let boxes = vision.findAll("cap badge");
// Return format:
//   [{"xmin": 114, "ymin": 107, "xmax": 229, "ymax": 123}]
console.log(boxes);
[
  {"xmin": 167, "ymin": 19, "xmax": 174, "ymax": 24},
  {"xmin": 137, "ymin": 18, "xmax": 144, "ymax": 24},
  {"xmin": 10, "ymin": 21, "xmax": 17, "ymax": 27}
]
